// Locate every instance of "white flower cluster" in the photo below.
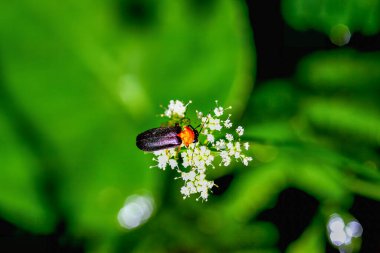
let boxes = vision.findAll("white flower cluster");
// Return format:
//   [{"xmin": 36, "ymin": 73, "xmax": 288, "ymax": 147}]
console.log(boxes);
[
  {"xmin": 151, "ymin": 148, "xmax": 178, "ymax": 170},
  {"xmin": 162, "ymin": 100, "xmax": 191, "ymax": 118},
  {"xmin": 150, "ymin": 100, "xmax": 252, "ymax": 201}
]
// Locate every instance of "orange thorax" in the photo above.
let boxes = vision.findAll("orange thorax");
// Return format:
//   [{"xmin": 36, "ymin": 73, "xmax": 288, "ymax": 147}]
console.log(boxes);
[{"xmin": 177, "ymin": 126, "xmax": 195, "ymax": 146}]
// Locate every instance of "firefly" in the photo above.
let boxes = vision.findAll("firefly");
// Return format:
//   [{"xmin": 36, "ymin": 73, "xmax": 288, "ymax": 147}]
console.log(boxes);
[{"xmin": 136, "ymin": 125, "xmax": 199, "ymax": 152}]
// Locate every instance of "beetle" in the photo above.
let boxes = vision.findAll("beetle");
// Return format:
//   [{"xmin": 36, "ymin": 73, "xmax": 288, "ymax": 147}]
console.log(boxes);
[{"xmin": 136, "ymin": 125, "xmax": 199, "ymax": 152}]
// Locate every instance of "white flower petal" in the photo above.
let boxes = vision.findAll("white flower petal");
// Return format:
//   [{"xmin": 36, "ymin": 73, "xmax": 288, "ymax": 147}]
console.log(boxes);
[{"xmin": 236, "ymin": 126, "xmax": 244, "ymax": 136}]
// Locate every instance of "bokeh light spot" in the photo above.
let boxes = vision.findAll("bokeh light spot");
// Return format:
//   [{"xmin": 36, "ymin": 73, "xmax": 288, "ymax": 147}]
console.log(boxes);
[
  {"xmin": 330, "ymin": 230, "xmax": 347, "ymax": 246},
  {"xmin": 117, "ymin": 194, "xmax": 154, "ymax": 230},
  {"xmin": 345, "ymin": 221, "xmax": 363, "ymax": 238},
  {"xmin": 330, "ymin": 24, "xmax": 351, "ymax": 46},
  {"xmin": 327, "ymin": 213, "xmax": 363, "ymax": 249},
  {"xmin": 328, "ymin": 215, "xmax": 345, "ymax": 232},
  {"xmin": 119, "ymin": 74, "xmax": 152, "ymax": 119}
]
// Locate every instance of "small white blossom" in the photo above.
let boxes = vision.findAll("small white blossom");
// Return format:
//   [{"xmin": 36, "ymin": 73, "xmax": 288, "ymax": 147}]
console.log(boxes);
[
  {"xmin": 207, "ymin": 134, "xmax": 215, "ymax": 143},
  {"xmin": 244, "ymin": 142, "xmax": 250, "ymax": 150},
  {"xmin": 181, "ymin": 181, "xmax": 197, "ymax": 198},
  {"xmin": 157, "ymin": 155, "xmax": 168, "ymax": 169},
  {"xmin": 220, "ymin": 151, "xmax": 231, "ymax": 166},
  {"xmin": 181, "ymin": 148, "xmax": 193, "ymax": 168},
  {"xmin": 227, "ymin": 141, "xmax": 242, "ymax": 159},
  {"xmin": 180, "ymin": 186, "xmax": 191, "ymax": 198},
  {"xmin": 236, "ymin": 126, "xmax": 244, "ymax": 136},
  {"xmin": 180, "ymin": 169, "xmax": 214, "ymax": 201},
  {"xmin": 153, "ymin": 150, "xmax": 165, "ymax": 156},
  {"xmin": 181, "ymin": 171, "xmax": 196, "ymax": 181},
  {"xmin": 226, "ymin": 142, "xmax": 234, "ymax": 150},
  {"xmin": 214, "ymin": 106, "xmax": 224, "ymax": 117},
  {"xmin": 151, "ymin": 149, "xmax": 177, "ymax": 170},
  {"xmin": 163, "ymin": 100, "xmax": 190, "ymax": 118},
  {"xmin": 200, "ymin": 190, "xmax": 209, "ymax": 200},
  {"xmin": 224, "ymin": 118, "xmax": 232, "ymax": 128},
  {"xmin": 168, "ymin": 159, "xmax": 178, "ymax": 169},
  {"xmin": 196, "ymin": 110, "xmax": 203, "ymax": 119},
  {"xmin": 226, "ymin": 133, "xmax": 234, "ymax": 142},
  {"xmin": 191, "ymin": 145, "xmax": 214, "ymax": 170},
  {"xmin": 242, "ymin": 155, "xmax": 253, "ymax": 166},
  {"xmin": 215, "ymin": 139, "xmax": 226, "ymax": 150},
  {"xmin": 206, "ymin": 116, "xmax": 222, "ymax": 131}
]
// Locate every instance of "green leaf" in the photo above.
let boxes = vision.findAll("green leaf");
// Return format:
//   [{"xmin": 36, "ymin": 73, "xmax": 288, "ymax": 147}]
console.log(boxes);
[
  {"xmin": 121, "ymin": 0, "xmax": 255, "ymax": 115},
  {"xmin": 282, "ymin": 0, "xmax": 380, "ymax": 36},
  {"xmin": 302, "ymin": 98, "xmax": 380, "ymax": 146},
  {"xmin": 297, "ymin": 50, "xmax": 380, "ymax": 91},
  {"xmin": 245, "ymin": 121, "xmax": 299, "ymax": 144},
  {"xmin": 286, "ymin": 151, "xmax": 351, "ymax": 206},
  {"xmin": 0, "ymin": 0, "xmax": 160, "ymax": 237},
  {"xmin": 0, "ymin": 110, "xmax": 55, "ymax": 233},
  {"xmin": 286, "ymin": 217, "xmax": 325, "ymax": 253},
  {"xmin": 246, "ymin": 80, "xmax": 298, "ymax": 122},
  {"xmin": 343, "ymin": 177, "xmax": 380, "ymax": 201},
  {"xmin": 220, "ymin": 155, "xmax": 288, "ymax": 222}
]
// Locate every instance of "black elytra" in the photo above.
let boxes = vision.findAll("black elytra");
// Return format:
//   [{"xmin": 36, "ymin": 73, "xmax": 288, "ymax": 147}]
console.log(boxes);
[
  {"xmin": 136, "ymin": 125, "xmax": 183, "ymax": 152},
  {"xmin": 136, "ymin": 125, "xmax": 199, "ymax": 152}
]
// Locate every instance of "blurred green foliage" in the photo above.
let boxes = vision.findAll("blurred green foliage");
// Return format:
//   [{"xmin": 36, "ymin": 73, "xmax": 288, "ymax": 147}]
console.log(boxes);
[
  {"xmin": 282, "ymin": 0, "xmax": 380, "ymax": 36},
  {"xmin": 0, "ymin": 0, "xmax": 380, "ymax": 253}
]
